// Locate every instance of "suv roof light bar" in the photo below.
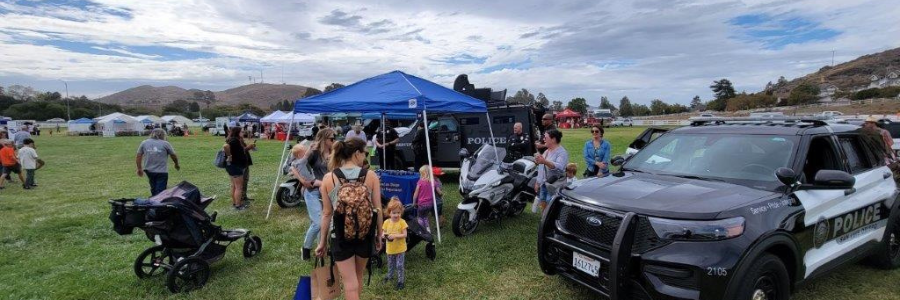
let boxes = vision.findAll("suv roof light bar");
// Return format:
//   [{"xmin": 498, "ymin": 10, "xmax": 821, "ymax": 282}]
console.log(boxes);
[{"xmin": 689, "ymin": 117, "xmax": 828, "ymax": 127}]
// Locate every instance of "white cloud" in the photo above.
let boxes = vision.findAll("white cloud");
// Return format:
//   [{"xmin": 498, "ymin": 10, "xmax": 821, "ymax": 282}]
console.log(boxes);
[{"xmin": 0, "ymin": 0, "xmax": 897, "ymax": 104}]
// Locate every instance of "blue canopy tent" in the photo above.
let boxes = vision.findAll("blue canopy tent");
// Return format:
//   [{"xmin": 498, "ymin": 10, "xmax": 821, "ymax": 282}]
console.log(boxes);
[
  {"xmin": 267, "ymin": 71, "xmax": 494, "ymax": 243},
  {"xmin": 237, "ymin": 112, "xmax": 261, "ymax": 123},
  {"xmin": 360, "ymin": 112, "xmax": 418, "ymax": 120}
]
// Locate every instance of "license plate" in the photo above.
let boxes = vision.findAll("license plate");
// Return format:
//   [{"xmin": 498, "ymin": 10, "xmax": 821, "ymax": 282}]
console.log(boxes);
[{"xmin": 572, "ymin": 251, "xmax": 600, "ymax": 277}]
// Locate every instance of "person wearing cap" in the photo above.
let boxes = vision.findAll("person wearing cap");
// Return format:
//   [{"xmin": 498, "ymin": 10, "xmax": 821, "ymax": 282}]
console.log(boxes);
[
  {"xmin": 13, "ymin": 125, "xmax": 31, "ymax": 149},
  {"xmin": 863, "ymin": 117, "xmax": 895, "ymax": 161}
]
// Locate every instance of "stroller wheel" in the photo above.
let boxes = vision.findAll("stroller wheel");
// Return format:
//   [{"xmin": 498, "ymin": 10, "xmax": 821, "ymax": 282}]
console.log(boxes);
[
  {"xmin": 166, "ymin": 257, "xmax": 210, "ymax": 293},
  {"xmin": 134, "ymin": 245, "xmax": 168, "ymax": 279},
  {"xmin": 426, "ymin": 243, "xmax": 436, "ymax": 261},
  {"xmin": 243, "ymin": 236, "xmax": 263, "ymax": 258}
]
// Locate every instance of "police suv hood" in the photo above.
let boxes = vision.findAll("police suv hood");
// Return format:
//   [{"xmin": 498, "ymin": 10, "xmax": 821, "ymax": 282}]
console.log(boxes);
[{"xmin": 561, "ymin": 172, "xmax": 777, "ymax": 219}]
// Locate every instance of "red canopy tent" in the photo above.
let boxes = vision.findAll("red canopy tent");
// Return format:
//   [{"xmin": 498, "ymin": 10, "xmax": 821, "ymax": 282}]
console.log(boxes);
[{"xmin": 555, "ymin": 109, "xmax": 582, "ymax": 129}]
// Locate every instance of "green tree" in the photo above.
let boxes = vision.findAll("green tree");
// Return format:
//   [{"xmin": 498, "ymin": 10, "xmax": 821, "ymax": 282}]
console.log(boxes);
[
  {"xmin": 690, "ymin": 96, "xmax": 702, "ymax": 110},
  {"xmin": 551, "ymin": 100, "xmax": 563, "ymax": 112},
  {"xmin": 301, "ymin": 88, "xmax": 322, "ymax": 98},
  {"xmin": 189, "ymin": 102, "xmax": 201, "ymax": 112},
  {"xmin": 650, "ymin": 99, "xmax": 669, "ymax": 115},
  {"xmin": 618, "ymin": 96, "xmax": 633, "ymax": 117},
  {"xmin": 599, "ymin": 96, "xmax": 615, "ymax": 110},
  {"xmin": 507, "ymin": 88, "xmax": 535, "ymax": 105},
  {"xmin": 632, "ymin": 104, "xmax": 650, "ymax": 116},
  {"xmin": 536, "ymin": 93, "xmax": 549, "ymax": 107},
  {"xmin": 787, "ymin": 83, "xmax": 820, "ymax": 105},
  {"xmin": 710, "ymin": 79, "xmax": 736, "ymax": 101},
  {"xmin": 567, "ymin": 97, "xmax": 588, "ymax": 115},
  {"xmin": 324, "ymin": 83, "xmax": 345, "ymax": 92},
  {"xmin": 163, "ymin": 100, "xmax": 191, "ymax": 114},
  {"xmin": 6, "ymin": 85, "xmax": 36, "ymax": 101}
]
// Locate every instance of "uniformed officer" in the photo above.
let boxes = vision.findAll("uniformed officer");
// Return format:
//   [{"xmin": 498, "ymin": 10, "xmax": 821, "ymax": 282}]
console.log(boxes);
[{"xmin": 505, "ymin": 122, "xmax": 529, "ymax": 163}]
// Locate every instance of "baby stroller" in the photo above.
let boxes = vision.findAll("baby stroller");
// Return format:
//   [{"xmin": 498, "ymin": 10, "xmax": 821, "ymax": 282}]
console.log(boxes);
[
  {"xmin": 108, "ymin": 181, "xmax": 262, "ymax": 293},
  {"xmin": 372, "ymin": 203, "xmax": 437, "ymax": 268}
]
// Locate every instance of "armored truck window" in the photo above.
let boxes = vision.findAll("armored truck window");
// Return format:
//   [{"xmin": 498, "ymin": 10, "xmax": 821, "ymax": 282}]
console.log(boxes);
[
  {"xmin": 838, "ymin": 136, "xmax": 874, "ymax": 174},
  {"xmin": 429, "ymin": 119, "xmax": 458, "ymax": 132}
]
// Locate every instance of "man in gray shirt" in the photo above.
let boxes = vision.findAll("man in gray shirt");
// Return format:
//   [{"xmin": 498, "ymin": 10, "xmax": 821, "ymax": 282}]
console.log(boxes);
[
  {"xmin": 136, "ymin": 129, "xmax": 180, "ymax": 196},
  {"xmin": 533, "ymin": 128, "xmax": 568, "ymax": 213},
  {"xmin": 13, "ymin": 125, "xmax": 31, "ymax": 149}
]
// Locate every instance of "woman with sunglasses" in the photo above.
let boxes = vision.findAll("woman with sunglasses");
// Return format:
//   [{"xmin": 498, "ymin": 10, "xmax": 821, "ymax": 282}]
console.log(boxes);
[
  {"xmin": 299, "ymin": 128, "xmax": 335, "ymax": 260},
  {"xmin": 583, "ymin": 125, "xmax": 611, "ymax": 177}
]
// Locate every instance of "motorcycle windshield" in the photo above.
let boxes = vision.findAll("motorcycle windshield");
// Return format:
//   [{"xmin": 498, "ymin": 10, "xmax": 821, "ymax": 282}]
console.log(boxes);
[{"xmin": 468, "ymin": 145, "xmax": 506, "ymax": 180}]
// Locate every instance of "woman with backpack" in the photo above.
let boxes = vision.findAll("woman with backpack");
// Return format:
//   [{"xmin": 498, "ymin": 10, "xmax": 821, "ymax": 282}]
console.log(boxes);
[
  {"xmin": 316, "ymin": 138, "xmax": 383, "ymax": 300},
  {"xmin": 298, "ymin": 129, "xmax": 335, "ymax": 261}
]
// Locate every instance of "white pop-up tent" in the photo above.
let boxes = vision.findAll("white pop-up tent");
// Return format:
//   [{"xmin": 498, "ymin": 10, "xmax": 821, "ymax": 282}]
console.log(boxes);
[
  {"xmin": 161, "ymin": 115, "xmax": 196, "ymax": 126},
  {"xmin": 267, "ymin": 70, "xmax": 494, "ymax": 244},
  {"xmin": 135, "ymin": 115, "xmax": 164, "ymax": 124},
  {"xmin": 67, "ymin": 118, "xmax": 95, "ymax": 133},
  {"xmin": 95, "ymin": 112, "xmax": 140, "ymax": 135},
  {"xmin": 260, "ymin": 111, "xmax": 286, "ymax": 123}
]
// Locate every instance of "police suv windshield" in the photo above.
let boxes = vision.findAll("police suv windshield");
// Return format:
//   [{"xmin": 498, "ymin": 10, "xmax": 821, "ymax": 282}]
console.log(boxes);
[{"xmin": 624, "ymin": 133, "xmax": 798, "ymax": 185}]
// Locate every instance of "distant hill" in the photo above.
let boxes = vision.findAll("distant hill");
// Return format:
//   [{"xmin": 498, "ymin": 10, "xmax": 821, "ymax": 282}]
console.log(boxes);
[
  {"xmin": 97, "ymin": 83, "xmax": 314, "ymax": 109},
  {"xmin": 767, "ymin": 47, "xmax": 900, "ymax": 96}
]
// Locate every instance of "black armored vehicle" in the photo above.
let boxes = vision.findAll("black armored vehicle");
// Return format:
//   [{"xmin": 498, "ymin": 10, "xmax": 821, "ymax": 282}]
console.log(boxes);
[{"xmin": 538, "ymin": 118, "xmax": 900, "ymax": 300}]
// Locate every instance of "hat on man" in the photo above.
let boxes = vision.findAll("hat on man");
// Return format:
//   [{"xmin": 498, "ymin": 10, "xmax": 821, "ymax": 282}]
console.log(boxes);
[{"xmin": 865, "ymin": 116, "xmax": 879, "ymax": 123}]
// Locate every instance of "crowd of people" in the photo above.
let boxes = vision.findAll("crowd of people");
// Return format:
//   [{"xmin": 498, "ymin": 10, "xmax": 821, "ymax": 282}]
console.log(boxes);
[{"xmin": 127, "ymin": 114, "xmax": 619, "ymax": 299}]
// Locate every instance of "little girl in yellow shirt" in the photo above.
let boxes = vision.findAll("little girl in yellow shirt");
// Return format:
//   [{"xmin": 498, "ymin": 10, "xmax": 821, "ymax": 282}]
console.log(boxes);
[{"xmin": 382, "ymin": 197, "xmax": 408, "ymax": 290}]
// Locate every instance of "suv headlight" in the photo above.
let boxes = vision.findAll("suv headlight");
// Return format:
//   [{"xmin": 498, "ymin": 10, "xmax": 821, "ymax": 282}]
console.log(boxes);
[{"xmin": 648, "ymin": 217, "xmax": 745, "ymax": 241}]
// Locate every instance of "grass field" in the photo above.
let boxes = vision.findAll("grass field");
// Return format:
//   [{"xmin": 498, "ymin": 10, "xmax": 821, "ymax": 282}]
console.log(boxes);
[{"xmin": 1, "ymin": 127, "xmax": 899, "ymax": 300}]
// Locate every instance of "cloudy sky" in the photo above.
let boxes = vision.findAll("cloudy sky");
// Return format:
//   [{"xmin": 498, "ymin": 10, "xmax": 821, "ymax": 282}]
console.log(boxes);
[{"xmin": 0, "ymin": 0, "xmax": 898, "ymax": 106}]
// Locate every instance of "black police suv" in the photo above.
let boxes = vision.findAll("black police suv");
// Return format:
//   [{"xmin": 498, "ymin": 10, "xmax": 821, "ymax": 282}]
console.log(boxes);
[{"xmin": 538, "ymin": 119, "xmax": 900, "ymax": 300}]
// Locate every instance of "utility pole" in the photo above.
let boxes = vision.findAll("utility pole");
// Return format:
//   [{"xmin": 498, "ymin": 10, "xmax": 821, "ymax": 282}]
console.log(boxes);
[
  {"xmin": 831, "ymin": 50, "xmax": 835, "ymax": 67},
  {"xmin": 59, "ymin": 79, "xmax": 70, "ymax": 121},
  {"xmin": 260, "ymin": 70, "xmax": 264, "ymax": 84}
]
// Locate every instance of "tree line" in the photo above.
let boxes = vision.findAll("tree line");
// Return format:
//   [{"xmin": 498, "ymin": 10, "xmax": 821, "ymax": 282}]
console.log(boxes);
[{"xmin": 0, "ymin": 82, "xmax": 350, "ymax": 121}]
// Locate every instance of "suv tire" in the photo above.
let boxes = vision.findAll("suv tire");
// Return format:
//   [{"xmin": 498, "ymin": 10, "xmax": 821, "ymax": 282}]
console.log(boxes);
[
  {"xmin": 866, "ymin": 212, "xmax": 900, "ymax": 269},
  {"xmin": 736, "ymin": 254, "xmax": 790, "ymax": 300}
]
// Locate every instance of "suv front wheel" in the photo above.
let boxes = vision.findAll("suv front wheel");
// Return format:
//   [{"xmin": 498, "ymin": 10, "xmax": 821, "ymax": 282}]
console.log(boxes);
[{"xmin": 736, "ymin": 254, "xmax": 790, "ymax": 300}]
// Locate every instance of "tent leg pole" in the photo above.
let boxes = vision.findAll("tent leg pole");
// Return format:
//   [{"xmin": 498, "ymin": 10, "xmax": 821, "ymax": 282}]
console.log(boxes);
[
  {"xmin": 382, "ymin": 113, "xmax": 386, "ymax": 170},
  {"xmin": 422, "ymin": 109, "xmax": 441, "ymax": 243},
  {"xmin": 266, "ymin": 114, "xmax": 295, "ymax": 219},
  {"xmin": 486, "ymin": 112, "xmax": 500, "ymax": 164}
]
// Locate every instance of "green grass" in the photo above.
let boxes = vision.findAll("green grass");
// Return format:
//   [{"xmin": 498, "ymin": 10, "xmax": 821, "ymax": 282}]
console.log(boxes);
[{"xmin": 0, "ymin": 127, "xmax": 898, "ymax": 299}]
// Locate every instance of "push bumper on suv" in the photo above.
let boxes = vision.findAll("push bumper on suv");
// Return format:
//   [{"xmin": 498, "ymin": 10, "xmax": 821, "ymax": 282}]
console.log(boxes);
[{"xmin": 538, "ymin": 197, "xmax": 739, "ymax": 300}]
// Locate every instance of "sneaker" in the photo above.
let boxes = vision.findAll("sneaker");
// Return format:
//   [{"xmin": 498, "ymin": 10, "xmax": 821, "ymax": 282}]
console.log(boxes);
[
  {"xmin": 23, "ymin": 185, "xmax": 31, "ymax": 190},
  {"xmin": 395, "ymin": 282, "xmax": 405, "ymax": 290},
  {"xmin": 301, "ymin": 248, "xmax": 311, "ymax": 261},
  {"xmin": 233, "ymin": 204, "xmax": 248, "ymax": 211}
]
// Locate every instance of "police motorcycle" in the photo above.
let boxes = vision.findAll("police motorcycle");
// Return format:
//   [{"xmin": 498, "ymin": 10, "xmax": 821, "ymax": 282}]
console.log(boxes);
[
  {"xmin": 275, "ymin": 157, "xmax": 305, "ymax": 208},
  {"xmin": 453, "ymin": 144, "xmax": 537, "ymax": 237}
]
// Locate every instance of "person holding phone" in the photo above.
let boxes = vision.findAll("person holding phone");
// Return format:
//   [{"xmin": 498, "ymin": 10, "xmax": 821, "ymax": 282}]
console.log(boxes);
[{"xmin": 242, "ymin": 132, "xmax": 257, "ymax": 203}]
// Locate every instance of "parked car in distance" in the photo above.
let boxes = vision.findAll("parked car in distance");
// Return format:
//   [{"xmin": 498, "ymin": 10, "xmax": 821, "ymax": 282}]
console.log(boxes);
[{"xmin": 611, "ymin": 118, "xmax": 633, "ymax": 127}]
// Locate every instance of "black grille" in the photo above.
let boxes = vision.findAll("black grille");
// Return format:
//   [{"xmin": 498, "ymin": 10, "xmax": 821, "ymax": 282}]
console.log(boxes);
[
  {"xmin": 556, "ymin": 204, "xmax": 621, "ymax": 249},
  {"xmin": 632, "ymin": 217, "xmax": 671, "ymax": 254}
]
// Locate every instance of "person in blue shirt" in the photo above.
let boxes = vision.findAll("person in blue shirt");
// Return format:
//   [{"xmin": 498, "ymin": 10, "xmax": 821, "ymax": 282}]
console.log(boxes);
[{"xmin": 583, "ymin": 125, "xmax": 611, "ymax": 177}]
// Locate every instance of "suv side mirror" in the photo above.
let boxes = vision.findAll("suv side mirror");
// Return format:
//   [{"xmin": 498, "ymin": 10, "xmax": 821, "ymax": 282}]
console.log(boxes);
[
  {"xmin": 809, "ymin": 170, "xmax": 855, "ymax": 190},
  {"xmin": 611, "ymin": 155, "xmax": 626, "ymax": 167},
  {"xmin": 775, "ymin": 167, "xmax": 797, "ymax": 186}
]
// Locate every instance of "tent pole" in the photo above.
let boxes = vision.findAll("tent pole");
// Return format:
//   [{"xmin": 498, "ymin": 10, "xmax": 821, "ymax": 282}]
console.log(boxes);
[
  {"xmin": 266, "ymin": 112, "xmax": 295, "ymax": 219},
  {"xmin": 422, "ymin": 109, "xmax": 441, "ymax": 243},
  {"xmin": 485, "ymin": 112, "xmax": 500, "ymax": 164},
  {"xmin": 381, "ymin": 113, "xmax": 386, "ymax": 170}
]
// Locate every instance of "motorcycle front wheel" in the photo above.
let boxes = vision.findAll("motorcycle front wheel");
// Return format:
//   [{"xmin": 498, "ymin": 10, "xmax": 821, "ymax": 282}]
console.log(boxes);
[
  {"xmin": 452, "ymin": 209, "xmax": 479, "ymax": 237},
  {"xmin": 276, "ymin": 187, "xmax": 303, "ymax": 208}
]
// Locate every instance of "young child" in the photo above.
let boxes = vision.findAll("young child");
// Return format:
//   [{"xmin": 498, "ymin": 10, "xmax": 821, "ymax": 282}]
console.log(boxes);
[
  {"xmin": 0, "ymin": 140, "xmax": 25, "ymax": 190},
  {"xmin": 413, "ymin": 165, "xmax": 443, "ymax": 233},
  {"xmin": 18, "ymin": 138, "xmax": 39, "ymax": 189},
  {"xmin": 382, "ymin": 197, "xmax": 408, "ymax": 290},
  {"xmin": 565, "ymin": 163, "xmax": 578, "ymax": 186}
]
